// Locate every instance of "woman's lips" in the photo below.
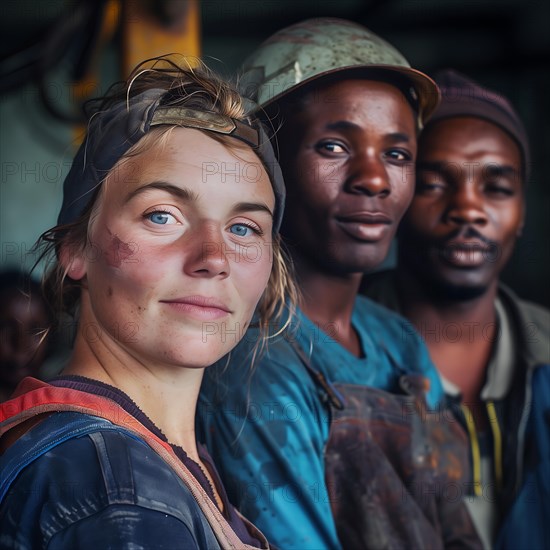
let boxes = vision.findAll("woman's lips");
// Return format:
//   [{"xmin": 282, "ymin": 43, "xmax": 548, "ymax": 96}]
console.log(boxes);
[
  {"xmin": 160, "ymin": 295, "xmax": 232, "ymax": 320},
  {"xmin": 336, "ymin": 212, "xmax": 393, "ymax": 242}
]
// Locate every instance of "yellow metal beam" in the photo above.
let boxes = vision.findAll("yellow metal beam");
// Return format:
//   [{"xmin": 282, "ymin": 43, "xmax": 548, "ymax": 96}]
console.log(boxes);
[
  {"xmin": 121, "ymin": 0, "xmax": 201, "ymax": 76},
  {"xmin": 71, "ymin": 0, "xmax": 201, "ymax": 144},
  {"xmin": 72, "ymin": 0, "xmax": 122, "ymax": 144}
]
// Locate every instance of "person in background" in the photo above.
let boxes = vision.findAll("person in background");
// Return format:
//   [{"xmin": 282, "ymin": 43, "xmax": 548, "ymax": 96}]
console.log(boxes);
[
  {"xmin": 0, "ymin": 270, "xmax": 51, "ymax": 401},
  {"xmin": 363, "ymin": 69, "xmax": 550, "ymax": 549},
  {"xmin": 198, "ymin": 19, "xmax": 481, "ymax": 549},
  {"xmin": 0, "ymin": 57, "xmax": 293, "ymax": 549}
]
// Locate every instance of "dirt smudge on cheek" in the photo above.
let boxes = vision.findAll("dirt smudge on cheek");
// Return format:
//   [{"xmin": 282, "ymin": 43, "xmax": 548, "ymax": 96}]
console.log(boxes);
[
  {"xmin": 108, "ymin": 286, "xmax": 113, "ymax": 297},
  {"xmin": 104, "ymin": 228, "xmax": 136, "ymax": 268}
]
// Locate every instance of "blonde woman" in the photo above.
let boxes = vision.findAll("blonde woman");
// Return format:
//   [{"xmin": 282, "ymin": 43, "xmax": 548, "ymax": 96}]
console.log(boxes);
[{"xmin": 0, "ymin": 58, "xmax": 292, "ymax": 549}]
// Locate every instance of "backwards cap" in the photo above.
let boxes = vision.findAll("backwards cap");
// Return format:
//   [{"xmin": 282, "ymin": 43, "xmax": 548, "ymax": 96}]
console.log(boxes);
[
  {"xmin": 428, "ymin": 69, "xmax": 530, "ymax": 179},
  {"xmin": 238, "ymin": 17, "xmax": 440, "ymax": 126},
  {"xmin": 58, "ymin": 88, "xmax": 286, "ymax": 232}
]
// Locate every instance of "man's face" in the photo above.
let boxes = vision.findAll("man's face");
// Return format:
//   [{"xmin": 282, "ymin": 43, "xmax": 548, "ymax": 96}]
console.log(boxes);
[
  {"xmin": 0, "ymin": 291, "xmax": 49, "ymax": 387},
  {"xmin": 399, "ymin": 116, "xmax": 525, "ymax": 299},
  {"xmin": 278, "ymin": 78, "xmax": 417, "ymax": 274}
]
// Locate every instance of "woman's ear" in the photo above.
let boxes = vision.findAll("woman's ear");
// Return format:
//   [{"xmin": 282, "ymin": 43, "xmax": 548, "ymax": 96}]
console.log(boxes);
[{"xmin": 60, "ymin": 244, "xmax": 87, "ymax": 281}]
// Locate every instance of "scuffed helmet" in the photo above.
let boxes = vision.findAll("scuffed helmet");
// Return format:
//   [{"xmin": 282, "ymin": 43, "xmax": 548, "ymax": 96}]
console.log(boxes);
[{"xmin": 239, "ymin": 18, "xmax": 440, "ymax": 126}]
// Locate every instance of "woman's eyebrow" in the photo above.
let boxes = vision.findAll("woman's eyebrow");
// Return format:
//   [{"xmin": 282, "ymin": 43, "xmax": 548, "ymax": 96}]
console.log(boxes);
[
  {"xmin": 229, "ymin": 202, "xmax": 274, "ymax": 219},
  {"xmin": 123, "ymin": 182, "xmax": 273, "ymax": 218},
  {"xmin": 124, "ymin": 181, "xmax": 198, "ymax": 204}
]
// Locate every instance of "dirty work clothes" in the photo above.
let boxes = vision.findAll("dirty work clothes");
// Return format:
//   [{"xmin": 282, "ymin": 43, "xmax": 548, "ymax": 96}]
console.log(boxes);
[
  {"xmin": 364, "ymin": 272, "xmax": 550, "ymax": 548},
  {"xmin": 324, "ymin": 381, "xmax": 480, "ymax": 548},
  {"xmin": 197, "ymin": 296, "xmax": 446, "ymax": 550},
  {"xmin": 0, "ymin": 378, "xmax": 268, "ymax": 550},
  {"xmin": 291, "ymin": 338, "xmax": 481, "ymax": 549}
]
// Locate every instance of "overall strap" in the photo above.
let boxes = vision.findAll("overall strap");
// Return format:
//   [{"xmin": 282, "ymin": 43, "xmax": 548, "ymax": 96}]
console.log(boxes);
[
  {"xmin": 0, "ymin": 412, "xmax": 135, "ymax": 501},
  {"xmin": 288, "ymin": 339, "xmax": 345, "ymax": 410}
]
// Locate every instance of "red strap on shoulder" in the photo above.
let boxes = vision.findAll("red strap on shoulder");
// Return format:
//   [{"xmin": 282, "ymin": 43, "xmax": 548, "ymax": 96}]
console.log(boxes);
[{"xmin": 0, "ymin": 377, "xmax": 172, "ymax": 455}]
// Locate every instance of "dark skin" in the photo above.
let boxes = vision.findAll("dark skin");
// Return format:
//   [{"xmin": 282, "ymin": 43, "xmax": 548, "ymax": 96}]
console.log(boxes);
[
  {"xmin": 396, "ymin": 116, "xmax": 525, "ymax": 427},
  {"xmin": 277, "ymin": 79, "xmax": 417, "ymax": 355},
  {"xmin": 0, "ymin": 290, "xmax": 50, "ymax": 400}
]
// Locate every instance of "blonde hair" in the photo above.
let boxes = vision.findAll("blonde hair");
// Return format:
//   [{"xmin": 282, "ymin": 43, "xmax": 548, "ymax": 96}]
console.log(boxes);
[{"xmin": 35, "ymin": 55, "xmax": 296, "ymax": 342}]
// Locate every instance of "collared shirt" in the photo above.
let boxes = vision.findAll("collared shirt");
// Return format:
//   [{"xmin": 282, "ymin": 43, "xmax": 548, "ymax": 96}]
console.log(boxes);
[{"xmin": 442, "ymin": 300, "xmax": 517, "ymax": 549}]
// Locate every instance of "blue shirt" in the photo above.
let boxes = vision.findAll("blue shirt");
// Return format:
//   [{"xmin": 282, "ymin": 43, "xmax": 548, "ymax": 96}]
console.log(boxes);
[{"xmin": 197, "ymin": 296, "xmax": 444, "ymax": 550}]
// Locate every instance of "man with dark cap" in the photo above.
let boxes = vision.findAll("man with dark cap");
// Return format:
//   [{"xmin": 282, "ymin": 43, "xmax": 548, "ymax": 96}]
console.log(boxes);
[{"xmin": 364, "ymin": 69, "xmax": 550, "ymax": 548}]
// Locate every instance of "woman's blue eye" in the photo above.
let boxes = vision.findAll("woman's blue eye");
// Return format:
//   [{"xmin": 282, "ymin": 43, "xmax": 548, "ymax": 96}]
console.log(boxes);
[
  {"xmin": 147, "ymin": 211, "xmax": 176, "ymax": 225},
  {"xmin": 230, "ymin": 224, "xmax": 254, "ymax": 237}
]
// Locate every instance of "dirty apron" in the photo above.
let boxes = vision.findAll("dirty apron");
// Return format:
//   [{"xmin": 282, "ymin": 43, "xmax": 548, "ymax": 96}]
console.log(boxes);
[{"xmin": 291, "ymin": 342, "xmax": 482, "ymax": 550}]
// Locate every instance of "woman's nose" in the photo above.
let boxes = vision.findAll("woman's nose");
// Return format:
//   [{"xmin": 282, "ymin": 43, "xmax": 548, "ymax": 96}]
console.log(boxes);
[{"xmin": 183, "ymin": 223, "xmax": 230, "ymax": 279}]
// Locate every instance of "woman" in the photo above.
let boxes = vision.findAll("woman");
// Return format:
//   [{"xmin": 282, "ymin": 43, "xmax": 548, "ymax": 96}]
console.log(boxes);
[{"xmin": 0, "ymin": 57, "xmax": 292, "ymax": 549}]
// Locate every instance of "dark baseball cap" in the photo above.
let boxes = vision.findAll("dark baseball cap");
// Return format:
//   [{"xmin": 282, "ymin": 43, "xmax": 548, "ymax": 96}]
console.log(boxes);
[
  {"xmin": 428, "ymin": 69, "xmax": 530, "ymax": 179},
  {"xmin": 58, "ymin": 88, "xmax": 286, "ymax": 232}
]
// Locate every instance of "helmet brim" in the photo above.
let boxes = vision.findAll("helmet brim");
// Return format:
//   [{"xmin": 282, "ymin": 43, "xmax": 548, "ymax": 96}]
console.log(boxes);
[{"xmin": 257, "ymin": 64, "xmax": 440, "ymax": 127}]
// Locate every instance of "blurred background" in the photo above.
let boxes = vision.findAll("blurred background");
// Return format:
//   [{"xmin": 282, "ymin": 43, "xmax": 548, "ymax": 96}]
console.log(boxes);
[{"xmin": 1, "ymin": 0, "xmax": 549, "ymax": 306}]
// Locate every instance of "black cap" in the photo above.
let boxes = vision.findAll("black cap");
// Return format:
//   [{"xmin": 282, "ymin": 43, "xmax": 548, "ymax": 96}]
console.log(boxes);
[
  {"xmin": 58, "ymin": 88, "xmax": 286, "ymax": 231},
  {"xmin": 428, "ymin": 69, "xmax": 530, "ymax": 180}
]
